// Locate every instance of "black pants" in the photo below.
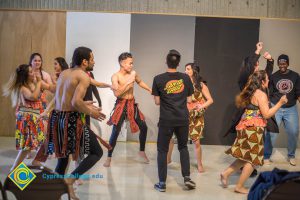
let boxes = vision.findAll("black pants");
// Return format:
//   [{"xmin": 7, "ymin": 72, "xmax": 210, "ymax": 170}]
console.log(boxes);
[
  {"xmin": 85, "ymin": 115, "xmax": 91, "ymax": 127},
  {"xmin": 55, "ymin": 128, "xmax": 103, "ymax": 176},
  {"xmin": 108, "ymin": 104, "xmax": 147, "ymax": 157},
  {"xmin": 157, "ymin": 125, "xmax": 190, "ymax": 182}
]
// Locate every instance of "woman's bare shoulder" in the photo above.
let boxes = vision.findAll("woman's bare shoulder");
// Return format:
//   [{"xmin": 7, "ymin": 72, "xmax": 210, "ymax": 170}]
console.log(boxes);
[{"xmin": 254, "ymin": 89, "xmax": 267, "ymax": 99}]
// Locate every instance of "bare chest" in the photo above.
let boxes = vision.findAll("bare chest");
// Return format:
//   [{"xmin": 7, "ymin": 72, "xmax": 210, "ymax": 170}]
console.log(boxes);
[{"xmin": 117, "ymin": 74, "xmax": 131, "ymax": 86}]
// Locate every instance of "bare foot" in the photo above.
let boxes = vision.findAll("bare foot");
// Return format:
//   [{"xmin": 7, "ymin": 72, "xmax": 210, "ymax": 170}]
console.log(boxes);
[
  {"xmin": 65, "ymin": 178, "xmax": 79, "ymax": 200},
  {"xmin": 234, "ymin": 186, "xmax": 249, "ymax": 194},
  {"xmin": 138, "ymin": 151, "xmax": 150, "ymax": 164},
  {"xmin": 197, "ymin": 164, "xmax": 205, "ymax": 173},
  {"xmin": 220, "ymin": 172, "xmax": 228, "ymax": 188},
  {"xmin": 75, "ymin": 179, "xmax": 84, "ymax": 186},
  {"xmin": 103, "ymin": 158, "xmax": 111, "ymax": 167}
]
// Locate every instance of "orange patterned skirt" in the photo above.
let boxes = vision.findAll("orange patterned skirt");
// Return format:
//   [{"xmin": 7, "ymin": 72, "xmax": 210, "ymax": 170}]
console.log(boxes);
[{"xmin": 15, "ymin": 107, "xmax": 45, "ymax": 151}]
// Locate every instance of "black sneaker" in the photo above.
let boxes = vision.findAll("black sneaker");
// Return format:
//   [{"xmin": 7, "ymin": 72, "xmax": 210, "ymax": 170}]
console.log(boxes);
[
  {"xmin": 184, "ymin": 177, "xmax": 196, "ymax": 189},
  {"xmin": 154, "ymin": 182, "xmax": 166, "ymax": 192}
]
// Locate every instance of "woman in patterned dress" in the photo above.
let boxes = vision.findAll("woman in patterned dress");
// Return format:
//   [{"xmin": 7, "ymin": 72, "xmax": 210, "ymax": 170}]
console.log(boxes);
[
  {"xmin": 220, "ymin": 70, "xmax": 287, "ymax": 194},
  {"xmin": 26, "ymin": 53, "xmax": 55, "ymax": 159},
  {"xmin": 3, "ymin": 64, "xmax": 47, "ymax": 170},
  {"xmin": 167, "ymin": 63, "xmax": 213, "ymax": 173}
]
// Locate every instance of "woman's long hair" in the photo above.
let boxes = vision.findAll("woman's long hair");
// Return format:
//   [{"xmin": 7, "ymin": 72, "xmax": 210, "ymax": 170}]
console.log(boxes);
[
  {"xmin": 55, "ymin": 57, "xmax": 69, "ymax": 71},
  {"xmin": 29, "ymin": 53, "xmax": 44, "ymax": 80},
  {"xmin": 186, "ymin": 63, "xmax": 205, "ymax": 91},
  {"xmin": 236, "ymin": 70, "xmax": 267, "ymax": 108},
  {"xmin": 2, "ymin": 64, "xmax": 30, "ymax": 107}
]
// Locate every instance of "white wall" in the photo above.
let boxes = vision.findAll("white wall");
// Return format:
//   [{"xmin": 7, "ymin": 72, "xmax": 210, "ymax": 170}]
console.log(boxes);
[
  {"xmin": 259, "ymin": 19, "xmax": 300, "ymax": 148},
  {"xmin": 66, "ymin": 12, "xmax": 131, "ymax": 141}
]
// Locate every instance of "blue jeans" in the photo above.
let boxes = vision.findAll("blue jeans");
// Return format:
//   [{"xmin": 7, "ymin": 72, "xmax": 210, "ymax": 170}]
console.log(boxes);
[{"xmin": 264, "ymin": 104, "xmax": 299, "ymax": 159}]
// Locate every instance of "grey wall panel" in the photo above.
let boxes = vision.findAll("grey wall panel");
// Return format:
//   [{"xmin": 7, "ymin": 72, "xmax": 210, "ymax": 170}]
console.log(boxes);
[{"xmin": 129, "ymin": 14, "xmax": 196, "ymax": 142}]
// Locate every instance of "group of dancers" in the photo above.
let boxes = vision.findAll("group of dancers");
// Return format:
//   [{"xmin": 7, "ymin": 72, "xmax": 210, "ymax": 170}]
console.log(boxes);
[
  {"xmin": 2, "ymin": 42, "xmax": 299, "ymax": 198},
  {"xmin": 221, "ymin": 42, "xmax": 299, "ymax": 194}
]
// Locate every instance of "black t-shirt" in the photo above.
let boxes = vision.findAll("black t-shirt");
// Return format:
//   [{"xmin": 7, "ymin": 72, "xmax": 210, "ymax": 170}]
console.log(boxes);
[
  {"xmin": 152, "ymin": 72, "xmax": 194, "ymax": 127},
  {"xmin": 269, "ymin": 69, "xmax": 300, "ymax": 108}
]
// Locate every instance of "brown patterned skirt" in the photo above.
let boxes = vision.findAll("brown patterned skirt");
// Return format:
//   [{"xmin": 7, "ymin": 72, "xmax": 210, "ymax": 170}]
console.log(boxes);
[
  {"xmin": 225, "ymin": 126, "xmax": 265, "ymax": 166},
  {"xmin": 189, "ymin": 108, "xmax": 205, "ymax": 141}
]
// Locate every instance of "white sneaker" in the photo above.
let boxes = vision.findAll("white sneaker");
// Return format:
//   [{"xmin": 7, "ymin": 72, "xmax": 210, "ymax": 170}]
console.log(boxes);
[{"xmin": 289, "ymin": 158, "xmax": 296, "ymax": 166}]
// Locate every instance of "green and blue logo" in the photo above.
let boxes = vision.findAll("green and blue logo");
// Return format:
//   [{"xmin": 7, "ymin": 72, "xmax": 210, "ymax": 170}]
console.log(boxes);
[{"xmin": 8, "ymin": 162, "xmax": 36, "ymax": 191}]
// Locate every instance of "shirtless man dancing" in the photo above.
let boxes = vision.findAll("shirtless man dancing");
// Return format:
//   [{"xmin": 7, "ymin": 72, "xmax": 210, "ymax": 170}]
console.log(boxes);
[
  {"xmin": 45, "ymin": 47, "xmax": 105, "ymax": 199},
  {"xmin": 103, "ymin": 52, "xmax": 152, "ymax": 167}
]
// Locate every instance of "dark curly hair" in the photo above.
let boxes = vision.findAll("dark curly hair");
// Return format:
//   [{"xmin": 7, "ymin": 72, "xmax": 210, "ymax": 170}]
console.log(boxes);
[
  {"xmin": 55, "ymin": 57, "xmax": 69, "ymax": 71},
  {"xmin": 185, "ymin": 63, "xmax": 205, "ymax": 91},
  {"xmin": 236, "ymin": 70, "xmax": 268, "ymax": 108}
]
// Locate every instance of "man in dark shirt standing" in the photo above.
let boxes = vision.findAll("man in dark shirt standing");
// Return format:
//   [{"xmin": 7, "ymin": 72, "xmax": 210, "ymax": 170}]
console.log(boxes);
[
  {"xmin": 264, "ymin": 54, "xmax": 300, "ymax": 166},
  {"xmin": 152, "ymin": 49, "xmax": 196, "ymax": 192}
]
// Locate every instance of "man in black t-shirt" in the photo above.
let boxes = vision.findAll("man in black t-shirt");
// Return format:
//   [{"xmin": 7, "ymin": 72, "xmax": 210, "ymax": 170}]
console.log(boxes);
[
  {"xmin": 152, "ymin": 49, "xmax": 196, "ymax": 192},
  {"xmin": 264, "ymin": 54, "xmax": 300, "ymax": 166}
]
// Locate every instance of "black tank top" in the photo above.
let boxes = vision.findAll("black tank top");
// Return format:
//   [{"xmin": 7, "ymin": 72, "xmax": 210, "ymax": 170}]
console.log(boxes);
[{"xmin": 246, "ymin": 103, "xmax": 259, "ymax": 110}]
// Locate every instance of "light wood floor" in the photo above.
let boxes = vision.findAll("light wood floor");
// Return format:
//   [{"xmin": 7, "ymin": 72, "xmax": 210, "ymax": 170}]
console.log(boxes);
[{"xmin": 0, "ymin": 137, "xmax": 299, "ymax": 200}]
